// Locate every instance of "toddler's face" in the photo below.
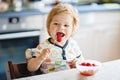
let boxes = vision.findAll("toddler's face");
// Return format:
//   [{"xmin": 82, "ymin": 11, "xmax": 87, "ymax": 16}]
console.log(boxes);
[{"xmin": 49, "ymin": 12, "xmax": 73, "ymax": 44}]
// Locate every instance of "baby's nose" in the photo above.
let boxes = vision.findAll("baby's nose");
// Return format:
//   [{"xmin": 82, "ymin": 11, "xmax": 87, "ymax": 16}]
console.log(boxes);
[{"xmin": 59, "ymin": 25, "xmax": 65, "ymax": 30}]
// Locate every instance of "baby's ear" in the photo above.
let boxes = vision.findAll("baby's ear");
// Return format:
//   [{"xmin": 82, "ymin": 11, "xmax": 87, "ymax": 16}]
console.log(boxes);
[{"xmin": 36, "ymin": 44, "xmax": 42, "ymax": 50}]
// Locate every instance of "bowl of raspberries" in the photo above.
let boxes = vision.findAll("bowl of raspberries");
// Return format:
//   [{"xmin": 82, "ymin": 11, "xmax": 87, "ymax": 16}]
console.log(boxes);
[{"xmin": 76, "ymin": 60, "xmax": 102, "ymax": 76}]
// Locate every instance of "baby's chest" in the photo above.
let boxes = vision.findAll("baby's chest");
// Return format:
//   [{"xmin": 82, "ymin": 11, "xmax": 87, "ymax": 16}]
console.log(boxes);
[
  {"xmin": 41, "ymin": 49, "xmax": 69, "ymax": 73},
  {"xmin": 45, "ymin": 49, "xmax": 63, "ymax": 63}
]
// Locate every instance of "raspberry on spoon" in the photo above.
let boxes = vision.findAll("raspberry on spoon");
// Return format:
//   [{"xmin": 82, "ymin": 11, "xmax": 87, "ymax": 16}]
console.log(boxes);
[{"xmin": 56, "ymin": 32, "xmax": 64, "ymax": 42}]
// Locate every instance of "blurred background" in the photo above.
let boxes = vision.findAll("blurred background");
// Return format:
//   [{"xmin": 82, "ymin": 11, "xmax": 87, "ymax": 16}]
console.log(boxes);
[{"xmin": 0, "ymin": 0, "xmax": 120, "ymax": 80}]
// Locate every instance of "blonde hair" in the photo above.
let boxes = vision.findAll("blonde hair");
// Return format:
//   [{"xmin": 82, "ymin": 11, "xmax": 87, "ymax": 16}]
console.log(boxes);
[{"xmin": 46, "ymin": 3, "xmax": 79, "ymax": 36}]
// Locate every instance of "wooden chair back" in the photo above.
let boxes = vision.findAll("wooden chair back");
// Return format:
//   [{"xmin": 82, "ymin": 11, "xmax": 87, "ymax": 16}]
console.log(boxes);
[{"xmin": 6, "ymin": 61, "xmax": 42, "ymax": 80}]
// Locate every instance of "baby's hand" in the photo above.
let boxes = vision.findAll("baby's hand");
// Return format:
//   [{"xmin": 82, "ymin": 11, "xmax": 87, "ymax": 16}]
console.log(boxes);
[
  {"xmin": 40, "ymin": 48, "xmax": 50, "ymax": 60},
  {"xmin": 66, "ymin": 59, "xmax": 77, "ymax": 68}
]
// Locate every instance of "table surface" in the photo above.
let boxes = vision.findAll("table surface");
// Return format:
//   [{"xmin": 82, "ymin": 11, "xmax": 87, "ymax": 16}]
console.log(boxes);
[{"xmin": 14, "ymin": 59, "xmax": 120, "ymax": 80}]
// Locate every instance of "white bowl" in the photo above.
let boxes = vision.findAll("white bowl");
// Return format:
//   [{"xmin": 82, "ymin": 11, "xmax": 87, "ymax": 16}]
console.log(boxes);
[{"xmin": 76, "ymin": 60, "xmax": 101, "ymax": 76}]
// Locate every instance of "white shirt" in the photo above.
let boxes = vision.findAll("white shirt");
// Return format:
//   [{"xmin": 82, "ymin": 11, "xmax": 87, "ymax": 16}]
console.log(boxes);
[{"xmin": 26, "ymin": 38, "xmax": 83, "ymax": 73}]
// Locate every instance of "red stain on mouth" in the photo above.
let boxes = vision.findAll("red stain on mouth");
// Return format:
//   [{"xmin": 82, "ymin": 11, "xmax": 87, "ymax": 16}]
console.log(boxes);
[{"xmin": 56, "ymin": 32, "xmax": 64, "ymax": 42}]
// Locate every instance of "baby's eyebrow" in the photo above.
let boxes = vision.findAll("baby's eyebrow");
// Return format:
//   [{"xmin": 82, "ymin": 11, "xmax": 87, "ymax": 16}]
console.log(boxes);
[
  {"xmin": 52, "ymin": 20, "xmax": 70, "ymax": 24},
  {"xmin": 51, "ymin": 20, "xmax": 57, "ymax": 22},
  {"xmin": 53, "ymin": 21, "xmax": 58, "ymax": 23}
]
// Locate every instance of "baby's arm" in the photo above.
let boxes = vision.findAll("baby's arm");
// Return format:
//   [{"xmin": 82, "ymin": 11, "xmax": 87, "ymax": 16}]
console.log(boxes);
[{"xmin": 27, "ymin": 48, "xmax": 50, "ymax": 72}]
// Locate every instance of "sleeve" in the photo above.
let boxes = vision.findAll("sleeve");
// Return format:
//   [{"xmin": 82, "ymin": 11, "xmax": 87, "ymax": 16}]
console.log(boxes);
[
  {"xmin": 74, "ymin": 44, "xmax": 82, "ymax": 58},
  {"xmin": 72, "ymin": 39, "xmax": 84, "ymax": 60}
]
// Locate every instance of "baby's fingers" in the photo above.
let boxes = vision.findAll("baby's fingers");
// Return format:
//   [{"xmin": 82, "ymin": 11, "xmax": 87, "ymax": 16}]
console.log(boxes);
[
  {"xmin": 41, "ymin": 48, "xmax": 50, "ymax": 59},
  {"xmin": 42, "ymin": 48, "xmax": 50, "ymax": 54}
]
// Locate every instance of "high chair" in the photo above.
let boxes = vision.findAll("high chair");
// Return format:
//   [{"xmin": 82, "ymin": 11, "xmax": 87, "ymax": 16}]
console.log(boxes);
[{"xmin": 6, "ymin": 61, "xmax": 42, "ymax": 80}]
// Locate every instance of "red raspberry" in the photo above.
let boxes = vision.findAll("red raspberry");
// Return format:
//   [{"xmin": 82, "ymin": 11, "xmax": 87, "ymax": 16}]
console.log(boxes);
[
  {"xmin": 57, "ymin": 35, "xmax": 62, "ymax": 42},
  {"xmin": 92, "ymin": 63, "xmax": 96, "ymax": 66},
  {"xmin": 56, "ymin": 32, "xmax": 64, "ymax": 42},
  {"xmin": 86, "ymin": 63, "xmax": 92, "ymax": 66},
  {"xmin": 80, "ymin": 62, "xmax": 86, "ymax": 66}
]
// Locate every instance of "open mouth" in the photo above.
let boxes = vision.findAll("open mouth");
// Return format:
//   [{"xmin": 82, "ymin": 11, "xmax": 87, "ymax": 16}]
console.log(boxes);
[
  {"xmin": 56, "ymin": 32, "xmax": 65, "ymax": 37},
  {"xmin": 56, "ymin": 32, "xmax": 65, "ymax": 42}
]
